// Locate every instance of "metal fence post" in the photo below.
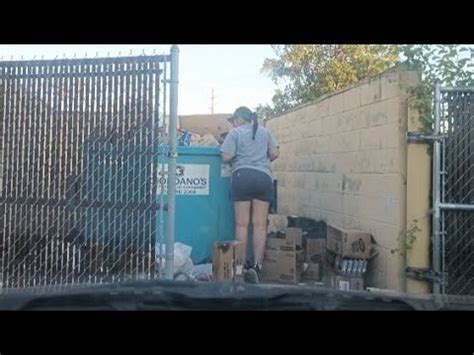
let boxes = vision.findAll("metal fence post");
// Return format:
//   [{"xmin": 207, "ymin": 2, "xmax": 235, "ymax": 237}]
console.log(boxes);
[
  {"xmin": 165, "ymin": 45, "xmax": 179, "ymax": 280},
  {"xmin": 432, "ymin": 82, "xmax": 441, "ymax": 295}
]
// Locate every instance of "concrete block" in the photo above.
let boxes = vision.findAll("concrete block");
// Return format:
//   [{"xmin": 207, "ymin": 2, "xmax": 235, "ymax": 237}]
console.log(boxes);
[
  {"xmin": 360, "ymin": 77, "xmax": 381, "ymax": 106},
  {"xmin": 307, "ymin": 172, "xmax": 343, "ymax": 193},
  {"xmin": 328, "ymin": 94, "xmax": 344, "ymax": 116},
  {"xmin": 315, "ymin": 136, "xmax": 329, "ymax": 154},
  {"xmin": 318, "ymin": 98, "xmax": 329, "ymax": 118},
  {"xmin": 368, "ymin": 101, "xmax": 387, "ymax": 127},
  {"xmin": 312, "ymin": 154, "xmax": 336, "ymax": 173},
  {"xmin": 320, "ymin": 210, "xmax": 343, "ymax": 228},
  {"xmin": 341, "ymin": 194, "xmax": 361, "ymax": 217},
  {"xmin": 358, "ymin": 196, "xmax": 401, "ymax": 226},
  {"xmin": 360, "ymin": 126, "xmax": 381, "ymax": 150},
  {"xmin": 381, "ymin": 71, "xmax": 400, "ymax": 100},
  {"xmin": 342, "ymin": 173, "xmax": 403, "ymax": 199},
  {"xmin": 353, "ymin": 150, "xmax": 401, "ymax": 174},
  {"xmin": 335, "ymin": 111, "xmax": 354, "ymax": 133},
  {"xmin": 343, "ymin": 87, "xmax": 361, "ymax": 111},
  {"xmin": 307, "ymin": 119, "xmax": 323, "ymax": 138},
  {"xmin": 342, "ymin": 215, "xmax": 361, "ymax": 230},
  {"xmin": 322, "ymin": 116, "xmax": 337, "ymax": 135},
  {"xmin": 351, "ymin": 108, "xmax": 367, "ymax": 131},
  {"xmin": 318, "ymin": 191, "xmax": 343, "ymax": 213},
  {"xmin": 385, "ymin": 97, "xmax": 402, "ymax": 124},
  {"xmin": 297, "ymin": 156, "xmax": 312, "ymax": 172},
  {"xmin": 380, "ymin": 123, "xmax": 403, "ymax": 149}
]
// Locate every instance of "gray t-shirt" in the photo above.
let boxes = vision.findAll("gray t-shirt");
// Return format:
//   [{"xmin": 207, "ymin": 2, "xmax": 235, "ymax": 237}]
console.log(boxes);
[{"xmin": 220, "ymin": 123, "xmax": 279, "ymax": 179}]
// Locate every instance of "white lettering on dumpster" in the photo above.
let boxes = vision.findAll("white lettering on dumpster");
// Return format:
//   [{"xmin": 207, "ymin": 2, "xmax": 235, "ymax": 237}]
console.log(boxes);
[{"xmin": 156, "ymin": 164, "xmax": 210, "ymax": 195}]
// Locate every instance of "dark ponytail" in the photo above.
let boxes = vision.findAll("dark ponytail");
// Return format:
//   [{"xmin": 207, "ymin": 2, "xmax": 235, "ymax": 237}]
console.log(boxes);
[{"xmin": 252, "ymin": 112, "xmax": 258, "ymax": 140}]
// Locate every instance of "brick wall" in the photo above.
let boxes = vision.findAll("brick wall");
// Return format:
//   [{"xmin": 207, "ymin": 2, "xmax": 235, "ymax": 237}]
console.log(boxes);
[{"xmin": 265, "ymin": 66, "xmax": 423, "ymax": 291}]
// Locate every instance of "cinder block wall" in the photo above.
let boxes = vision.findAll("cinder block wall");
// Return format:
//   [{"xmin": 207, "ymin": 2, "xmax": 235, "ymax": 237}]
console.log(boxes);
[{"xmin": 265, "ymin": 66, "xmax": 425, "ymax": 291}]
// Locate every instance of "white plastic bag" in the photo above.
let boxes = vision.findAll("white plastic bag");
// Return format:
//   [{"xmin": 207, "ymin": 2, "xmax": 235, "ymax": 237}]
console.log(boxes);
[
  {"xmin": 156, "ymin": 242, "xmax": 194, "ymax": 279},
  {"xmin": 193, "ymin": 263, "xmax": 213, "ymax": 282}
]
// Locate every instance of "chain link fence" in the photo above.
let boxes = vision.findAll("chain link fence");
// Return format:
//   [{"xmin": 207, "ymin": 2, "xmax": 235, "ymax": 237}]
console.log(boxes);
[
  {"xmin": 435, "ymin": 86, "xmax": 474, "ymax": 295},
  {"xmin": 0, "ymin": 51, "xmax": 176, "ymax": 290}
]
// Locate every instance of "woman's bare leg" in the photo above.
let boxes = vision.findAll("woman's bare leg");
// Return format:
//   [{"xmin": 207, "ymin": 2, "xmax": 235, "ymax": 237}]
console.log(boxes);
[
  {"xmin": 234, "ymin": 201, "xmax": 251, "ymax": 263},
  {"xmin": 252, "ymin": 199, "xmax": 270, "ymax": 266}
]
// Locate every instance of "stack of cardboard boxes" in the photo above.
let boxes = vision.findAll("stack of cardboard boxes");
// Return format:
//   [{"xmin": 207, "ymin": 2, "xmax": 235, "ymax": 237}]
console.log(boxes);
[
  {"xmin": 324, "ymin": 225, "xmax": 375, "ymax": 291},
  {"xmin": 262, "ymin": 215, "xmax": 327, "ymax": 284},
  {"xmin": 262, "ymin": 215, "xmax": 375, "ymax": 290},
  {"xmin": 211, "ymin": 215, "xmax": 376, "ymax": 290},
  {"xmin": 262, "ymin": 227, "xmax": 305, "ymax": 284}
]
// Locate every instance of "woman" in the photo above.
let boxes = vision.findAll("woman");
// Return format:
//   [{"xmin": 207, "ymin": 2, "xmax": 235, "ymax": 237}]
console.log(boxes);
[{"xmin": 221, "ymin": 106, "xmax": 280, "ymax": 283}]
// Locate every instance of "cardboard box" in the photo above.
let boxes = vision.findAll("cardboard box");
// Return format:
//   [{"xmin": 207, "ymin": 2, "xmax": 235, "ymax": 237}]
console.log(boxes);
[
  {"xmin": 325, "ymin": 263, "xmax": 365, "ymax": 291},
  {"xmin": 266, "ymin": 227, "xmax": 303, "ymax": 250},
  {"xmin": 179, "ymin": 114, "xmax": 232, "ymax": 144},
  {"xmin": 262, "ymin": 247, "xmax": 304, "ymax": 284},
  {"xmin": 305, "ymin": 238, "xmax": 326, "ymax": 262},
  {"xmin": 303, "ymin": 261, "xmax": 321, "ymax": 281},
  {"xmin": 285, "ymin": 227, "xmax": 303, "ymax": 248},
  {"xmin": 262, "ymin": 228, "xmax": 305, "ymax": 284},
  {"xmin": 195, "ymin": 133, "xmax": 220, "ymax": 147},
  {"xmin": 266, "ymin": 236, "xmax": 292, "ymax": 251},
  {"xmin": 331, "ymin": 274, "xmax": 365, "ymax": 291},
  {"xmin": 212, "ymin": 241, "xmax": 244, "ymax": 282},
  {"xmin": 326, "ymin": 225, "xmax": 373, "ymax": 259}
]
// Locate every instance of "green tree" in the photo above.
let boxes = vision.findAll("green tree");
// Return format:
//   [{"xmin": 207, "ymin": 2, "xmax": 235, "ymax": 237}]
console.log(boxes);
[
  {"xmin": 398, "ymin": 45, "xmax": 474, "ymax": 130},
  {"xmin": 256, "ymin": 45, "xmax": 399, "ymax": 118},
  {"xmin": 257, "ymin": 45, "xmax": 474, "ymax": 127}
]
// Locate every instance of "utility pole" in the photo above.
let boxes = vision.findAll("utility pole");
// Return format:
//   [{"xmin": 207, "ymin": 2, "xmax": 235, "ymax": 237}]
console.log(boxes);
[{"xmin": 210, "ymin": 88, "xmax": 215, "ymax": 114}]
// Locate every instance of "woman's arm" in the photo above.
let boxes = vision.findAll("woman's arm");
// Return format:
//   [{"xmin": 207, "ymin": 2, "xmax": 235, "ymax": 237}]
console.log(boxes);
[
  {"xmin": 221, "ymin": 152, "xmax": 234, "ymax": 163},
  {"xmin": 221, "ymin": 129, "xmax": 237, "ymax": 163},
  {"xmin": 269, "ymin": 147, "xmax": 279, "ymax": 162},
  {"xmin": 267, "ymin": 129, "xmax": 280, "ymax": 162}
]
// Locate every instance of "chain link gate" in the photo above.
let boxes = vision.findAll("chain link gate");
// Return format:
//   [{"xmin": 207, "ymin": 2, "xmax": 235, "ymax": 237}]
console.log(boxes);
[
  {"xmin": 433, "ymin": 84, "xmax": 474, "ymax": 296},
  {"xmin": 0, "ymin": 48, "xmax": 179, "ymax": 291}
]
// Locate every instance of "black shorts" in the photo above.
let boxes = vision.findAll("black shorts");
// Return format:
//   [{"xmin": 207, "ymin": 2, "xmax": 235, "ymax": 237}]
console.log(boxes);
[{"xmin": 231, "ymin": 168, "xmax": 273, "ymax": 202}]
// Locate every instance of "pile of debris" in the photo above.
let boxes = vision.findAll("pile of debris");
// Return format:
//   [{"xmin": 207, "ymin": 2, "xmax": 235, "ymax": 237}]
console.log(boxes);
[
  {"xmin": 323, "ymin": 225, "xmax": 376, "ymax": 291},
  {"xmin": 207, "ymin": 214, "xmax": 377, "ymax": 291},
  {"xmin": 263, "ymin": 215, "xmax": 327, "ymax": 285},
  {"xmin": 263, "ymin": 215, "xmax": 377, "ymax": 290},
  {"xmin": 178, "ymin": 129, "xmax": 221, "ymax": 147},
  {"xmin": 263, "ymin": 215, "xmax": 376, "ymax": 290},
  {"xmin": 176, "ymin": 114, "xmax": 232, "ymax": 147}
]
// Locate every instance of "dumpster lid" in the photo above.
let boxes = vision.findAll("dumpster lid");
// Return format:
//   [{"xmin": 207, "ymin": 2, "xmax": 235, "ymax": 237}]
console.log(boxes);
[{"xmin": 158, "ymin": 145, "xmax": 221, "ymax": 156}]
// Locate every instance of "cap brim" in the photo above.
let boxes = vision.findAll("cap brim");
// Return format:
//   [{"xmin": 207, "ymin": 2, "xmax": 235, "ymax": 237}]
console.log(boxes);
[{"xmin": 227, "ymin": 116, "xmax": 235, "ymax": 123}]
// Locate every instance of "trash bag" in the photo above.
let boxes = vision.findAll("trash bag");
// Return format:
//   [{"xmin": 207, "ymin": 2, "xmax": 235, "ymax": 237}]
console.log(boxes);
[
  {"xmin": 193, "ymin": 263, "xmax": 213, "ymax": 282},
  {"xmin": 156, "ymin": 242, "xmax": 194, "ymax": 279}
]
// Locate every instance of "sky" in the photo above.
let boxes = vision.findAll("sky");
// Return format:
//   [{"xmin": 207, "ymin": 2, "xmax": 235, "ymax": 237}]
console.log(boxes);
[{"xmin": 0, "ymin": 45, "xmax": 277, "ymax": 115}]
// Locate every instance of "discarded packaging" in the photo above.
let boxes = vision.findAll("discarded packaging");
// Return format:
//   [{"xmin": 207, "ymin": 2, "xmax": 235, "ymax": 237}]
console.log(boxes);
[
  {"xmin": 212, "ymin": 241, "xmax": 244, "ymax": 282},
  {"xmin": 193, "ymin": 263, "xmax": 213, "ymax": 282},
  {"xmin": 263, "ymin": 229, "xmax": 305, "ymax": 284},
  {"xmin": 303, "ymin": 261, "xmax": 321, "ymax": 281},
  {"xmin": 179, "ymin": 114, "xmax": 232, "ymax": 144},
  {"xmin": 326, "ymin": 224, "xmax": 373, "ymax": 259},
  {"xmin": 195, "ymin": 133, "xmax": 220, "ymax": 147},
  {"xmin": 305, "ymin": 238, "xmax": 325, "ymax": 262},
  {"xmin": 157, "ymin": 242, "xmax": 194, "ymax": 280},
  {"xmin": 325, "ymin": 260, "xmax": 365, "ymax": 291},
  {"xmin": 285, "ymin": 227, "xmax": 304, "ymax": 248},
  {"xmin": 263, "ymin": 246, "xmax": 304, "ymax": 284}
]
